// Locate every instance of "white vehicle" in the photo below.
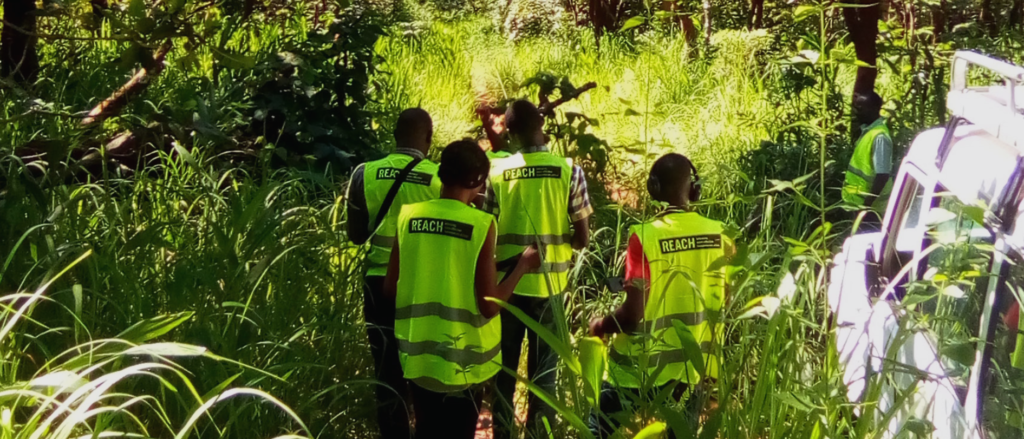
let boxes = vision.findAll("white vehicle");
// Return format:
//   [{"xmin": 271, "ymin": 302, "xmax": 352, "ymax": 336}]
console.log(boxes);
[{"xmin": 829, "ymin": 51, "xmax": 1024, "ymax": 438}]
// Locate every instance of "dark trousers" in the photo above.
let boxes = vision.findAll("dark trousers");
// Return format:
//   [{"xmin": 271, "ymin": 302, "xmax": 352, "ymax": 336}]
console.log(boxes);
[
  {"xmin": 589, "ymin": 382, "xmax": 701, "ymax": 439},
  {"xmin": 494, "ymin": 294, "xmax": 559, "ymax": 439},
  {"xmin": 364, "ymin": 276, "xmax": 412, "ymax": 439},
  {"xmin": 409, "ymin": 383, "xmax": 483, "ymax": 439}
]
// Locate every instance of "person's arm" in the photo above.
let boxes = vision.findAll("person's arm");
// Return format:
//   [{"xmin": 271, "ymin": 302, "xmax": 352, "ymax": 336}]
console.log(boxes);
[
  {"xmin": 383, "ymin": 241, "xmax": 400, "ymax": 302},
  {"xmin": 863, "ymin": 133, "xmax": 893, "ymax": 207},
  {"xmin": 863, "ymin": 174, "xmax": 890, "ymax": 208},
  {"xmin": 571, "ymin": 217, "xmax": 590, "ymax": 250},
  {"xmin": 474, "ymin": 224, "xmax": 541, "ymax": 318},
  {"xmin": 590, "ymin": 234, "xmax": 648, "ymax": 338},
  {"xmin": 569, "ymin": 165, "xmax": 592, "ymax": 250},
  {"xmin": 589, "ymin": 283, "xmax": 646, "ymax": 337},
  {"xmin": 346, "ymin": 165, "xmax": 371, "ymax": 245}
]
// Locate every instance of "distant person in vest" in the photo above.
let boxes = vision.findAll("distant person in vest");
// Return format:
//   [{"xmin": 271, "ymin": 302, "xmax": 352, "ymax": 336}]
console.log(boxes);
[
  {"xmin": 346, "ymin": 108, "xmax": 440, "ymax": 439},
  {"xmin": 587, "ymin": 153, "xmax": 732, "ymax": 438},
  {"xmin": 843, "ymin": 91, "xmax": 893, "ymax": 228},
  {"xmin": 383, "ymin": 140, "xmax": 541, "ymax": 439},
  {"xmin": 481, "ymin": 100, "xmax": 593, "ymax": 439}
]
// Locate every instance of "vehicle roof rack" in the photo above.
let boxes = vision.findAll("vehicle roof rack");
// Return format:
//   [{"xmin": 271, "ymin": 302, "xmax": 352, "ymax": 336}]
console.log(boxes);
[{"xmin": 946, "ymin": 51, "xmax": 1024, "ymax": 149}]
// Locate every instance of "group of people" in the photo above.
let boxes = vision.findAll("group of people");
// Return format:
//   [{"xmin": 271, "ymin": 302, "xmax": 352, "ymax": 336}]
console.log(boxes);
[{"xmin": 345, "ymin": 93, "xmax": 894, "ymax": 439}]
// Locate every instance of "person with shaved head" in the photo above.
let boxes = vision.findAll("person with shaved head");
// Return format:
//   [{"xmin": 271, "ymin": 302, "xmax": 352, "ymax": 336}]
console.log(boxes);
[
  {"xmin": 588, "ymin": 153, "xmax": 733, "ymax": 438},
  {"xmin": 346, "ymin": 107, "xmax": 439, "ymax": 439},
  {"xmin": 483, "ymin": 99, "xmax": 593, "ymax": 439}
]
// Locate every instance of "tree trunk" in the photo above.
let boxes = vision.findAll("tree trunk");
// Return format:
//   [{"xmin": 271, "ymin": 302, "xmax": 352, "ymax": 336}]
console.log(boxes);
[
  {"xmin": 931, "ymin": 0, "xmax": 947, "ymax": 44},
  {"xmin": 1011, "ymin": 0, "xmax": 1023, "ymax": 30},
  {"xmin": 979, "ymin": 0, "xmax": 996, "ymax": 36},
  {"xmin": 842, "ymin": 0, "xmax": 881, "ymax": 96},
  {"xmin": 702, "ymin": 0, "xmax": 712, "ymax": 47},
  {"xmin": 0, "ymin": 0, "xmax": 40, "ymax": 84},
  {"xmin": 751, "ymin": 0, "xmax": 764, "ymax": 29},
  {"xmin": 589, "ymin": 0, "xmax": 620, "ymax": 47}
]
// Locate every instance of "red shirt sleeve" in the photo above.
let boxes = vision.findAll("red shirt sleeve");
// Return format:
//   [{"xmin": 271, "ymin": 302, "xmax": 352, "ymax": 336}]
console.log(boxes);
[{"xmin": 624, "ymin": 233, "xmax": 650, "ymax": 284}]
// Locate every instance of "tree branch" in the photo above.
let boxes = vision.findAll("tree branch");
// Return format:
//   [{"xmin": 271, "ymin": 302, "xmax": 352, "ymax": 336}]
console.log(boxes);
[
  {"xmin": 539, "ymin": 82, "xmax": 597, "ymax": 116},
  {"xmin": 81, "ymin": 42, "xmax": 172, "ymax": 127}
]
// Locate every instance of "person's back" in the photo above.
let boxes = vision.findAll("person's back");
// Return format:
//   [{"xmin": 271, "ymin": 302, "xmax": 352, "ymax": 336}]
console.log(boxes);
[
  {"xmin": 384, "ymin": 140, "xmax": 540, "ymax": 439},
  {"xmin": 362, "ymin": 154, "xmax": 441, "ymax": 275},
  {"xmin": 394, "ymin": 198, "xmax": 500, "ymax": 390},
  {"xmin": 609, "ymin": 211, "xmax": 727, "ymax": 387},
  {"xmin": 588, "ymin": 153, "xmax": 730, "ymax": 439},
  {"xmin": 489, "ymin": 151, "xmax": 574, "ymax": 296},
  {"xmin": 344, "ymin": 108, "xmax": 439, "ymax": 439},
  {"xmin": 486, "ymin": 100, "xmax": 592, "ymax": 439}
]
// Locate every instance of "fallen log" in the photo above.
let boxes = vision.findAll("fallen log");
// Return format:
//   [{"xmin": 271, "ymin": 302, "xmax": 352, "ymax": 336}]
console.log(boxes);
[{"xmin": 81, "ymin": 42, "xmax": 172, "ymax": 127}]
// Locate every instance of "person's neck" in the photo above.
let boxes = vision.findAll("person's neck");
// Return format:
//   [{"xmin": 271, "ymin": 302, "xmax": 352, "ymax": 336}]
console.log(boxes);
[
  {"xmin": 396, "ymin": 144, "xmax": 426, "ymax": 154},
  {"xmin": 660, "ymin": 199, "xmax": 690, "ymax": 212},
  {"xmin": 440, "ymin": 187, "xmax": 475, "ymax": 205}
]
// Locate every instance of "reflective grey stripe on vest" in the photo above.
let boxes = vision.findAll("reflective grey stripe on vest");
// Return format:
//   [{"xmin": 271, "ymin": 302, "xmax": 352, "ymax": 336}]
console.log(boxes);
[
  {"xmin": 497, "ymin": 233, "xmax": 573, "ymax": 246},
  {"xmin": 609, "ymin": 341, "xmax": 714, "ymax": 368},
  {"xmin": 642, "ymin": 312, "xmax": 706, "ymax": 333},
  {"xmin": 846, "ymin": 164, "xmax": 873, "ymax": 182},
  {"xmin": 370, "ymin": 234, "xmax": 396, "ymax": 248},
  {"xmin": 539, "ymin": 262, "xmax": 571, "ymax": 273},
  {"xmin": 399, "ymin": 339, "xmax": 501, "ymax": 368},
  {"xmin": 395, "ymin": 302, "xmax": 492, "ymax": 328},
  {"xmin": 500, "ymin": 262, "xmax": 572, "ymax": 274}
]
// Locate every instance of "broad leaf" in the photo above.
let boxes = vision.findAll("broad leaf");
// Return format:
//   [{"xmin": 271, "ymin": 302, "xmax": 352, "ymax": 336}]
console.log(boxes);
[
  {"xmin": 634, "ymin": 422, "xmax": 667, "ymax": 439},
  {"xmin": 125, "ymin": 342, "xmax": 208, "ymax": 357},
  {"xmin": 620, "ymin": 16, "xmax": 646, "ymax": 32},
  {"xmin": 671, "ymin": 321, "xmax": 706, "ymax": 378},
  {"xmin": 117, "ymin": 312, "xmax": 194, "ymax": 344},
  {"xmin": 579, "ymin": 336, "xmax": 606, "ymax": 406}
]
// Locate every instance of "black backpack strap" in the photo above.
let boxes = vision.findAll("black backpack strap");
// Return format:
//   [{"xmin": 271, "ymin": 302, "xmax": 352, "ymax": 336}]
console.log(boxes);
[{"xmin": 372, "ymin": 158, "xmax": 423, "ymax": 232}]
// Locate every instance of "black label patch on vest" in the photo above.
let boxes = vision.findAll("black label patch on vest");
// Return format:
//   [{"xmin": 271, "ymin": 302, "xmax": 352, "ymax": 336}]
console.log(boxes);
[
  {"xmin": 409, "ymin": 218, "xmax": 474, "ymax": 241},
  {"xmin": 376, "ymin": 168, "xmax": 433, "ymax": 186},
  {"xmin": 502, "ymin": 166, "xmax": 562, "ymax": 181},
  {"xmin": 658, "ymin": 234, "xmax": 721, "ymax": 254}
]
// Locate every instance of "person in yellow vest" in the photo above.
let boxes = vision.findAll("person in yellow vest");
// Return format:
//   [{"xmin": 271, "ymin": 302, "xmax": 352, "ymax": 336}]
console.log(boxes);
[
  {"xmin": 383, "ymin": 140, "xmax": 541, "ymax": 439},
  {"xmin": 843, "ymin": 91, "xmax": 893, "ymax": 227},
  {"xmin": 587, "ymin": 153, "xmax": 732, "ymax": 438},
  {"xmin": 346, "ymin": 108, "xmax": 440, "ymax": 439},
  {"xmin": 482, "ymin": 100, "xmax": 593, "ymax": 439}
]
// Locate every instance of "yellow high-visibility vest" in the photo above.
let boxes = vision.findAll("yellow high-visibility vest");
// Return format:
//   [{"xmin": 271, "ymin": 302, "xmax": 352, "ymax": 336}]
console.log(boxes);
[
  {"xmin": 609, "ymin": 211, "xmax": 729, "ymax": 388},
  {"xmin": 843, "ymin": 120, "xmax": 893, "ymax": 211},
  {"xmin": 489, "ymin": 152, "xmax": 574, "ymax": 297},
  {"xmin": 394, "ymin": 199, "xmax": 501, "ymax": 392},
  {"xmin": 362, "ymin": 154, "xmax": 441, "ymax": 276}
]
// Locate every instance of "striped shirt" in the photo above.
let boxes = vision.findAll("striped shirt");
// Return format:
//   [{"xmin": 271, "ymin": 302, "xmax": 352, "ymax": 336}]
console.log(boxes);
[{"xmin": 480, "ymin": 145, "xmax": 593, "ymax": 222}]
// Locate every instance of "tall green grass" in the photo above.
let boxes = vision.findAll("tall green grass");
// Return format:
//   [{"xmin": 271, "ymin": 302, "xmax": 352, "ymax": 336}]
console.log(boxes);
[{"xmin": 5, "ymin": 5, "xmax": 1024, "ymax": 438}]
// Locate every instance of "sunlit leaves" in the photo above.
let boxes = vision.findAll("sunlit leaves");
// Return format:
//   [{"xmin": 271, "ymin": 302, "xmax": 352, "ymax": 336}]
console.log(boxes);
[{"xmin": 621, "ymin": 16, "xmax": 646, "ymax": 32}]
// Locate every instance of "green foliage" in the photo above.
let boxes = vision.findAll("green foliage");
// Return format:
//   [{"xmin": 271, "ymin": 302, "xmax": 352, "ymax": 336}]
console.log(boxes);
[
  {"xmin": 4, "ymin": 0, "xmax": 1024, "ymax": 438},
  {"xmin": 246, "ymin": 11, "xmax": 385, "ymax": 173}
]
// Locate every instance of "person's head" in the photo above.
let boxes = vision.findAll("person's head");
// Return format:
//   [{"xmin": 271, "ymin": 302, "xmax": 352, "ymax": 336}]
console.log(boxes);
[
  {"xmin": 439, "ymin": 139, "xmax": 491, "ymax": 203},
  {"xmin": 394, "ymin": 108, "xmax": 433, "ymax": 153},
  {"xmin": 504, "ymin": 100, "xmax": 546, "ymax": 148},
  {"xmin": 647, "ymin": 153, "xmax": 700, "ymax": 208},
  {"xmin": 852, "ymin": 91, "xmax": 883, "ymax": 125}
]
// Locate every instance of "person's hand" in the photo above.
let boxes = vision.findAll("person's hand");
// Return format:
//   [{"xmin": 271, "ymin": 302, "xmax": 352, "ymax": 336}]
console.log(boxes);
[
  {"xmin": 589, "ymin": 316, "xmax": 605, "ymax": 339},
  {"xmin": 520, "ymin": 244, "xmax": 542, "ymax": 271}
]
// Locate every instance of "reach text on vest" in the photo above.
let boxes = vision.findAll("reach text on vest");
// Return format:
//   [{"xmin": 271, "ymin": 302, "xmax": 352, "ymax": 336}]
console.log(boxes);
[
  {"xmin": 409, "ymin": 217, "xmax": 474, "ymax": 241},
  {"xmin": 658, "ymin": 234, "xmax": 722, "ymax": 254},
  {"xmin": 503, "ymin": 166, "xmax": 562, "ymax": 181},
  {"xmin": 376, "ymin": 168, "xmax": 433, "ymax": 186}
]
